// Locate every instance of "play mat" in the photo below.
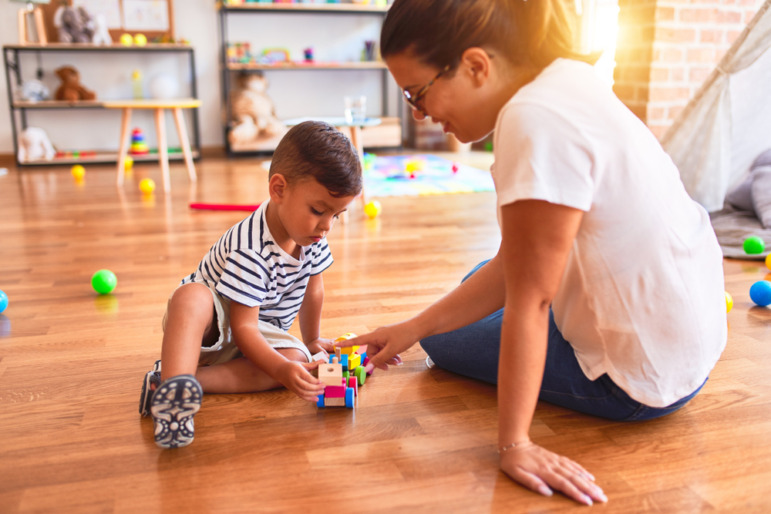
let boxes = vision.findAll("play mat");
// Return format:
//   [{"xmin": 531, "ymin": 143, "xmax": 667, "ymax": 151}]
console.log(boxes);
[{"xmin": 363, "ymin": 154, "xmax": 494, "ymax": 197}]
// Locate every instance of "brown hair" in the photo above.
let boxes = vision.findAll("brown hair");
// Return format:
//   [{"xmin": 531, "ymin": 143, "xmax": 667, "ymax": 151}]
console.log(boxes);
[
  {"xmin": 380, "ymin": 0, "xmax": 597, "ymax": 71},
  {"xmin": 270, "ymin": 121, "xmax": 362, "ymax": 198}
]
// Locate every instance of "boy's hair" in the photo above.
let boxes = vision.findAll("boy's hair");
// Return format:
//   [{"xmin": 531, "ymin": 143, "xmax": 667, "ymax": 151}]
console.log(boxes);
[
  {"xmin": 269, "ymin": 120, "xmax": 362, "ymax": 198},
  {"xmin": 381, "ymin": 0, "xmax": 598, "ymax": 72}
]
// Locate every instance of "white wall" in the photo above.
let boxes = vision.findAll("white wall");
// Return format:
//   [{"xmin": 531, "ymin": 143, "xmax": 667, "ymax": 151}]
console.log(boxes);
[{"xmin": 0, "ymin": 1, "xmax": 400, "ymax": 155}]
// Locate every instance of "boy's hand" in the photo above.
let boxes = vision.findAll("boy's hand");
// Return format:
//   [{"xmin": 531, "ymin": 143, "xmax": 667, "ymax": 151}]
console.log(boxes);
[
  {"xmin": 276, "ymin": 360, "xmax": 325, "ymax": 402},
  {"xmin": 306, "ymin": 338, "xmax": 334, "ymax": 358}
]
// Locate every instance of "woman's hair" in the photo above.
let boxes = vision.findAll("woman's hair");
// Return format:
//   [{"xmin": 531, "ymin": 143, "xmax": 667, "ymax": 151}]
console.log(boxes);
[
  {"xmin": 270, "ymin": 120, "xmax": 362, "ymax": 198},
  {"xmin": 380, "ymin": 0, "xmax": 597, "ymax": 71}
]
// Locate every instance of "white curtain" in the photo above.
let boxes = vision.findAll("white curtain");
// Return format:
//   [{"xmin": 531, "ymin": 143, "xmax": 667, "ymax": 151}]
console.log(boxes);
[{"xmin": 661, "ymin": 0, "xmax": 771, "ymax": 212}]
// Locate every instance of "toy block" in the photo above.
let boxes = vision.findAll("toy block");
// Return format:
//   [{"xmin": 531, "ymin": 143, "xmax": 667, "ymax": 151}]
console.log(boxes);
[
  {"xmin": 318, "ymin": 362, "xmax": 344, "ymax": 386},
  {"xmin": 341, "ymin": 354, "xmax": 349, "ymax": 371},
  {"xmin": 349, "ymin": 353, "xmax": 361, "ymax": 370},
  {"xmin": 325, "ymin": 385, "xmax": 346, "ymax": 398},
  {"xmin": 339, "ymin": 345, "xmax": 359, "ymax": 356},
  {"xmin": 324, "ymin": 396, "xmax": 346, "ymax": 407},
  {"xmin": 311, "ymin": 351, "xmax": 327, "ymax": 363}
]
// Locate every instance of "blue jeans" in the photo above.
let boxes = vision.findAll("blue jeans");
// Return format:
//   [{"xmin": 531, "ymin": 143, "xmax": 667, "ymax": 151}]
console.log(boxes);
[{"xmin": 420, "ymin": 260, "xmax": 705, "ymax": 422}]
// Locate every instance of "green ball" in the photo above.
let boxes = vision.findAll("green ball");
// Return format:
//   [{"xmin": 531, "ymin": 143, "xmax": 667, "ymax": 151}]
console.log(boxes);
[
  {"xmin": 743, "ymin": 236, "xmax": 766, "ymax": 255},
  {"xmin": 91, "ymin": 269, "xmax": 117, "ymax": 295}
]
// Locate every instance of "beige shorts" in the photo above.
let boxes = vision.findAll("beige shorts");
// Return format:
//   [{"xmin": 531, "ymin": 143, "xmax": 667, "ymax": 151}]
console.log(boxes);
[{"xmin": 162, "ymin": 283, "xmax": 312, "ymax": 367}]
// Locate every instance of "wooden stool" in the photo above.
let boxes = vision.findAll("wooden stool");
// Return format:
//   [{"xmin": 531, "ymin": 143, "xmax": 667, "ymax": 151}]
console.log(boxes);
[{"xmin": 103, "ymin": 98, "xmax": 201, "ymax": 192}]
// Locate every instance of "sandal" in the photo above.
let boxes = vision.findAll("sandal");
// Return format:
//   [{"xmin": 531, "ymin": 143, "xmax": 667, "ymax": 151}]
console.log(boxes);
[{"xmin": 150, "ymin": 375, "xmax": 202, "ymax": 449}]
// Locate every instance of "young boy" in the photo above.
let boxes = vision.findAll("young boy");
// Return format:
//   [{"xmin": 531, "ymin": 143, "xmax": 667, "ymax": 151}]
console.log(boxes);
[{"xmin": 139, "ymin": 120, "xmax": 362, "ymax": 449}]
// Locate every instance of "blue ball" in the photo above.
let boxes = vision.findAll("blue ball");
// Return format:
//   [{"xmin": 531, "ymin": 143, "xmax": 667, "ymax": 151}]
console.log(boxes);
[
  {"xmin": 749, "ymin": 280, "xmax": 771, "ymax": 307},
  {"xmin": 0, "ymin": 290, "xmax": 7, "ymax": 314}
]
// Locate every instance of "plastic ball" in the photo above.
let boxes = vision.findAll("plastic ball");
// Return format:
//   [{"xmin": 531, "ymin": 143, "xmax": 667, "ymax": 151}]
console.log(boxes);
[
  {"xmin": 749, "ymin": 280, "xmax": 771, "ymax": 307},
  {"xmin": 743, "ymin": 236, "xmax": 765, "ymax": 255},
  {"xmin": 70, "ymin": 164, "xmax": 85, "ymax": 180},
  {"xmin": 0, "ymin": 290, "xmax": 8, "ymax": 314},
  {"xmin": 139, "ymin": 178, "xmax": 156, "ymax": 194},
  {"xmin": 91, "ymin": 270, "xmax": 117, "ymax": 295},
  {"xmin": 133, "ymin": 33, "xmax": 147, "ymax": 46},
  {"xmin": 725, "ymin": 291, "xmax": 733, "ymax": 313},
  {"xmin": 124, "ymin": 156, "xmax": 134, "ymax": 171},
  {"xmin": 120, "ymin": 33, "xmax": 133, "ymax": 46},
  {"xmin": 766, "ymin": 253, "xmax": 771, "ymax": 271},
  {"xmin": 364, "ymin": 200, "xmax": 382, "ymax": 219}
]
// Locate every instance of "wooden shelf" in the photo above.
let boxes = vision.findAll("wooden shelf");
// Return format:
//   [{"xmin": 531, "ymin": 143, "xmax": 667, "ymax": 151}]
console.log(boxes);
[
  {"xmin": 13, "ymin": 100, "xmax": 105, "ymax": 109},
  {"xmin": 4, "ymin": 43, "xmax": 192, "ymax": 52},
  {"xmin": 227, "ymin": 61, "xmax": 386, "ymax": 70},
  {"xmin": 218, "ymin": 2, "xmax": 389, "ymax": 14},
  {"xmin": 20, "ymin": 150, "xmax": 201, "ymax": 167}
]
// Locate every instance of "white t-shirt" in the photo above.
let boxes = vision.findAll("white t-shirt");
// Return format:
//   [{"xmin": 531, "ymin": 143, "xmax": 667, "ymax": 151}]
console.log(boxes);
[{"xmin": 492, "ymin": 58, "xmax": 727, "ymax": 407}]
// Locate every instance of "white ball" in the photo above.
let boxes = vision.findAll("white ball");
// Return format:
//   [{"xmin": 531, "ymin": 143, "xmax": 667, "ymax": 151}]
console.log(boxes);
[{"xmin": 149, "ymin": 73, "xmax": 180, "ymax": 100}]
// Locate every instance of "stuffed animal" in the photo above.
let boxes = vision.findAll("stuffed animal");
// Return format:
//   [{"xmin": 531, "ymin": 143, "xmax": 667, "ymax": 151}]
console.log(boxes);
[
  {"xmin": 726, "ymin": 149, "xmax": 771, "ymax": 228},
  {"xmin": 18, "ymin": 127, "xmax": 56, "ymax": 162},
  {"xmin": 228, "ymin": 72, "xmax": 285, "ymax": 146},
  {"xmin": 53, "ymin": 5, "xmax": 94, "ymax": 43},
  {"xmin": 91, "ymin": 14, "xmax": 112, "ymax": 45},
  {"xmin": 54, "ymin": 65, "xmax": 96, "ymax": 102}
]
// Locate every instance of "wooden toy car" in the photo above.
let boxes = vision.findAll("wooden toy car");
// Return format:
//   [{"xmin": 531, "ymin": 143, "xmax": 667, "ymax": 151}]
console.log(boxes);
[{"xmin": 314, "ymin": 333, "xmax": 370, "ymax": 409}]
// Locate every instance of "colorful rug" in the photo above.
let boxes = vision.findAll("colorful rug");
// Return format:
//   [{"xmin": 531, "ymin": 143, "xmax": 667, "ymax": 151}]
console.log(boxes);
[{"xmin": 363, "ymin": 154, "xmax": 494, "ymax": 197}]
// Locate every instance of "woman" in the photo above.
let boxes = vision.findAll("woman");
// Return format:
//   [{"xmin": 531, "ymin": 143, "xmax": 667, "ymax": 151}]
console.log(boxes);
[{"xmin": 343, "ymin": 0, "xmax": 727, "ymax": 505}]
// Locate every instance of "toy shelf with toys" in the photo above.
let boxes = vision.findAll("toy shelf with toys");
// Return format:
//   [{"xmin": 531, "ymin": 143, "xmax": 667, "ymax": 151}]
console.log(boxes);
[
  {"xmin": 3, "ymin": 43, "xmax": 200, "ymax": 167},
  {"xmin": 218, "ymin": 0, "xmax": 402, "ymax": 155}
]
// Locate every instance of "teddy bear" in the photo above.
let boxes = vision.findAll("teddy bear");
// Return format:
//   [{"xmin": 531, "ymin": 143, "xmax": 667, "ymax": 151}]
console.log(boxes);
[
  {"xmin": 18, "ymin": 127, "xmax": 56, "ymax": 162},
  {"xmin": 228, "ymin": 72, "xmax": 285, "ymax": 147},
  {"xmin": 54, "ymin": 65, "xmax": 96, "ymax": 102},
  {"xmin": 53, "ymin": 5, "xmax": 94, "ymax": 43}
]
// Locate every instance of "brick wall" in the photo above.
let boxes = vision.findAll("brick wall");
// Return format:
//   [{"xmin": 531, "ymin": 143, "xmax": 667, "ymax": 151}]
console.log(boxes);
[{"xmin": 613, "ymin": 0, "xmax": 764, "ymax": 139}]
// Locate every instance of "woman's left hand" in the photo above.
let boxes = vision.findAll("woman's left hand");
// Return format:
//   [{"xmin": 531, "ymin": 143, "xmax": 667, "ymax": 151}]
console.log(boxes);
[{"xmin": 499, "ymin": 440, "xmax": 607, "ymax": 505}]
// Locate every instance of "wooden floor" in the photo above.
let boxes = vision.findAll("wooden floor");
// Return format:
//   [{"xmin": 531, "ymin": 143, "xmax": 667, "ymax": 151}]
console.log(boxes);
[{"xmin": 0, "ymin": 154, "xmax": 770, "ymax": 513}]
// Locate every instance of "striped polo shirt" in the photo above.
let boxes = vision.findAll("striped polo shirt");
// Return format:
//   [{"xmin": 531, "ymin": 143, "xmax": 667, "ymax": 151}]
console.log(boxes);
[{"xmin": 180, "ymin": 200, "xmax": 333, "ymax": 331}]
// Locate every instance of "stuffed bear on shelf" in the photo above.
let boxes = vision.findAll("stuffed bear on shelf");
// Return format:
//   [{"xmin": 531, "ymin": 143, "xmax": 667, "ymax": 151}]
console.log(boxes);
[
  {"xmin": 228, "ymin": 72, "xmax": 286, "ymax": 149},
  {"xmin": 53, "ymin": 4, "xmax": 94, "ymax": 43},
  {"xmin": 54, "ymin": 65, "xmax": 96, "ymax": 102}
]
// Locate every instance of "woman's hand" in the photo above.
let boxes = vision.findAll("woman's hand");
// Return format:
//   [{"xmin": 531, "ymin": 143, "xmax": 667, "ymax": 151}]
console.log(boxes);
[
  {"xmin": 275, "ymin": 360, "xmax": 325, "ymax": 402},
  {"xmin": 499, "ymin": 441, "xmax": 607, "ymax": 505},
  {"xmin": 338, "ymin": 323, "xmax": 416, "ymax": 372}
]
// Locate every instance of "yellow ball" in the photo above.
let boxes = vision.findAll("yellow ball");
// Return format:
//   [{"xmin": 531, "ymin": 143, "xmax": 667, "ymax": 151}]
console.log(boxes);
[
  {"xmin": 70, "ymin": 164, "xmax": 85, "ymax": 180},
  {"xmin": 124, "ymin": 156, "xmax": 134, "ymax": 171},
  {"xmin": 139, "ymin": 178, "xmax": 156, "ymax": 194},
  {"xmin": 120, "ymin": 33, "xmax": 133, "ymax": 46},
  {"xmin": 725, "ymin": 291, "xmax": 733, "ymax": 313},
  {"xmin": 766, "ymin": 253, "xmax": 771, "ymax": 271},
  {"xmin": 134, "ymin": 33, "xmax": 147, "ymax": 46},
  {"xmin": 364, "ymin": 200, "xmax": 382, "ymax": 219}
]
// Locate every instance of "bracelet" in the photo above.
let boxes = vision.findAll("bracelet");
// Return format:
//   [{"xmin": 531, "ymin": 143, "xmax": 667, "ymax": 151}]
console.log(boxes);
[{"xmin": 497, "ymin": 442, "xmax": 519, "ymax": 454}]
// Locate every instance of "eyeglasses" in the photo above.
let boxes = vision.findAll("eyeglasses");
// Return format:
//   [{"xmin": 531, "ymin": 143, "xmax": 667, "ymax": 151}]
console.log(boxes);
[{"xmin": 402, "ymin": 64, "xmax": 451, "ymax": 116}]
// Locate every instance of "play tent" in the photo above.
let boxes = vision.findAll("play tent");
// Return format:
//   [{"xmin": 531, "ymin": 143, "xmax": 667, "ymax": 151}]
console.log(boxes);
[{"xmin": 661, "ymin": 0, "xmax": 771, "ymax": 213}]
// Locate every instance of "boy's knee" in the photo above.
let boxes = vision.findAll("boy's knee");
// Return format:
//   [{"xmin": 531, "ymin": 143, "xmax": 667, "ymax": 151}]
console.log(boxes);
[
  {"xmin": 170, "ymin": 283, "xmax": 214, "ymax": 313},
  {"xmin": 279, "ymin": 348, "xmax": 309, "ymax": 363}
]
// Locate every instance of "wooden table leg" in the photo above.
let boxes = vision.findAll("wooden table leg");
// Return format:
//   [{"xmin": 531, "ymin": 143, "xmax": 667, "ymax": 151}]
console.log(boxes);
[
  {"xmin": 172, "ymin": 107, "xmax": 197, "ymax": 183},
  {"xmin": 154, "ymin": 108, "xmax": 170, "ymax": 193},
  {"xmin": 116, "ymin": 107, "xmax": 132, "ymax": 187},
  {"xmin": 348, "ymin": 125, "xmax": 367, "ymax": 210}
]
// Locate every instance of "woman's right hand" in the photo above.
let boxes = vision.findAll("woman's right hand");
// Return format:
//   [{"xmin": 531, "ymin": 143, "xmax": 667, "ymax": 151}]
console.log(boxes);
[
  {"xmin": 499, "ymin": 440, "xmax": 607, "ymax": 505},
  {"xmin": 338, "ymin": 322, "xmax": 417, "ymax": 372}
]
